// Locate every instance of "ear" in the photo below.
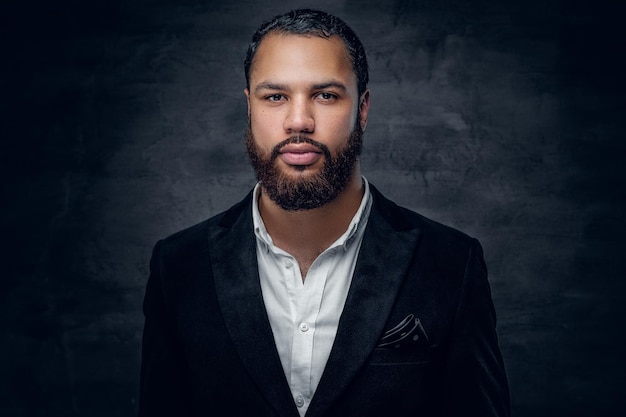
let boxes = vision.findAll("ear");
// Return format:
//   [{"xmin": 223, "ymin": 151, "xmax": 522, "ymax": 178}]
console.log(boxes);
[
  {"xmin": 244, "ymin": 88, "xmax": 251, "ymax": 118},
  {"xmin": 358, "ymin": 89, "xmax": 370, "ymax": 131}
]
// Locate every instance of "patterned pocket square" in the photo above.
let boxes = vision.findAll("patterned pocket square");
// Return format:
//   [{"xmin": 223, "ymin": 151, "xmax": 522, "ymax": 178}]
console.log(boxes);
[{"xmin": 378, "ymin": 314, "xmax": 429, "ymax": 348}]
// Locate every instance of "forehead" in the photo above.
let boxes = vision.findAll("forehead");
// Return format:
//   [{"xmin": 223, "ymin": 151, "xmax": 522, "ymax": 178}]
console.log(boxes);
[{"xmin": 249, "ymin": 33, "xmax": 356, "ymax": 88}]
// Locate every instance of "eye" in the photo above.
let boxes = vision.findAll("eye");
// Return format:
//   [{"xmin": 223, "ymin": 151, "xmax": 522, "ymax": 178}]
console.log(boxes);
[
  {"xmin": 265, "ymin": 94, "xmax": 285, "ymax": 102},
  {"xmin": 316, "ymin": 92, "xmax": 338, "ymax": 102}
]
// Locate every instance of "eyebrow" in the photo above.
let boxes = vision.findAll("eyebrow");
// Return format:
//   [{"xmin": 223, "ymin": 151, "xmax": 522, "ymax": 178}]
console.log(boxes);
[
  {"xmin": 254, "ymin": 80, "xmax": 348, "ymax": 94},
  {"xmin": 254, "ymin": 82, "xmax": 286, "ymax": 93},
  {"xmin": 312, "ymin": 81, "xmax": 347, "ymax": 92}
]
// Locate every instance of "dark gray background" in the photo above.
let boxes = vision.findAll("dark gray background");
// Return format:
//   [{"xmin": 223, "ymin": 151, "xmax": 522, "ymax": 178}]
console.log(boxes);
[{"xmin": 2, "ymin": 0, "xmax": 624, "ymax": 415}]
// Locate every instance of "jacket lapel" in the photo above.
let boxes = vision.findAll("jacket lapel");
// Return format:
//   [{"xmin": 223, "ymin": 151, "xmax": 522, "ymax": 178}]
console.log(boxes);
[
  {"xmin": 209, "ymin": 192, "xmax": 299, "ymax": 417},
  {"xmin": 306, "ymin": 187, "xmax": 422, "ymax": 417}
]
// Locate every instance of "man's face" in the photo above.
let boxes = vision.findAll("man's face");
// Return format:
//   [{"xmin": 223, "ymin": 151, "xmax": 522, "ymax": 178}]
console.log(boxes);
[{"xmin": 245, "ymin": 33, "xmax": 370, "ymax": 211}]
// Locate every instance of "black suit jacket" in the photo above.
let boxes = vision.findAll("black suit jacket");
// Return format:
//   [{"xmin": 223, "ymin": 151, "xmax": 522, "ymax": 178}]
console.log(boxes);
[{"xmin": 139, "ymin": 185, "xmax": 510, "ymax": 416}]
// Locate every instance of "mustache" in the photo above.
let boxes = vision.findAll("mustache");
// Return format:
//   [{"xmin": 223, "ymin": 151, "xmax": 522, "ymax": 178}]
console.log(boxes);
[{"xmin": 270, "ymin": 135, "xmax": 331, "ymax": 160}]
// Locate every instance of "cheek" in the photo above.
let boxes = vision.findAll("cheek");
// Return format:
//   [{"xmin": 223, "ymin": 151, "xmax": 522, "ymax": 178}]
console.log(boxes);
[
  {"xmin": 321, "ymin": 103, "xmax": 358, "ymax": 129},
  {"xmin": 325, "ymin": 112, "xmax": 357, "ymax": 138},
  {"xmin": 251, "ymin": 109, "xmax": 282, "ymax": 135}
]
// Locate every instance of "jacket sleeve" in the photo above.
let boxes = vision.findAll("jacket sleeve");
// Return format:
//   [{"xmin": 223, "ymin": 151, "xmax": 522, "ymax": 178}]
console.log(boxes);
[
  {"xmin": 441, "ymin": 238, "xmax": 511, "ymax": 416},
  {"xmin": 139, "ymin": 240, "xmax": 192, "ymax": 416}
]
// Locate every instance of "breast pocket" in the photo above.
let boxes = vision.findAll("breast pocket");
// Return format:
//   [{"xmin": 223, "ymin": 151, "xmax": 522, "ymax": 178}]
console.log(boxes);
[
  {"xmin": 342, "ymin": 346, "xmax": 440, "ymax": 415},
  {"xmin": 368, "ymin": 345, "xmax": 439, "ymax": 366}
]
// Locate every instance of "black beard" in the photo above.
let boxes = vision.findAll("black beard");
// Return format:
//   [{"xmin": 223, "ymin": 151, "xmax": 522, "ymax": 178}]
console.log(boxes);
[{"xmin": 245, "ymin": 124, "xmax": 363, "ymax": 211}]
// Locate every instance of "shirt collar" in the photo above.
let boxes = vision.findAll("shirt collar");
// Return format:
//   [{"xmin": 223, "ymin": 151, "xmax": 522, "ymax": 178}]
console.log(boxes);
[{"xmin": 252, "ymin": 177, "xmax": 372, "ymax": 254}]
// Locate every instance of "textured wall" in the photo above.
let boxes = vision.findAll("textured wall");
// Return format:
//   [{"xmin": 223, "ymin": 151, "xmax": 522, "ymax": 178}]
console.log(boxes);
[{"xmin": 2, "ymin": 0, "xmax": 624, "ymax": 415}]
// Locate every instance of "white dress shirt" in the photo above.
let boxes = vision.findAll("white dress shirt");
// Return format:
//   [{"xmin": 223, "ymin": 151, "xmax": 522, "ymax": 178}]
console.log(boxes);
[{"xmin": 252, "ymin": 178, "xmax": 372, "ymax": 416}]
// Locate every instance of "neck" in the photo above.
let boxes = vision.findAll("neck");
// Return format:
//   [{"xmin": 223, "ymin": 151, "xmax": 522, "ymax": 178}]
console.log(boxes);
[{"xmin": 258, "ymin": 168, "xmax": 364, "ymax": 262}]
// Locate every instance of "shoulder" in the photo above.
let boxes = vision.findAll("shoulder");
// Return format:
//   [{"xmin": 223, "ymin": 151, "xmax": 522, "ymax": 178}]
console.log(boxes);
[
  {"xmin": 370, "ymin": 184, "xmax": 476, "ymax": 245},
  {"xmin": 368, "ymin": 184, "xmax": 484, "ymax": 274},
  {"xmin": 155, "ymin": 190, "xmax": 254, "ymax": 263}
]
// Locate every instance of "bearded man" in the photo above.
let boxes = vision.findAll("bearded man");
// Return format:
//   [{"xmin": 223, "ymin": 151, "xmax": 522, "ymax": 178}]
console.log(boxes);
[{"xmin": 139, "ymin": 9, "xmax": 510, "ymax": 417}]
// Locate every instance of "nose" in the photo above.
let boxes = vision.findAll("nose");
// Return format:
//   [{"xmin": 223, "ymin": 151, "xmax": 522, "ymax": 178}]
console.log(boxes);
[{"xmin": 283, "ymin": 98, "xmax": 314, "ymax": 134}]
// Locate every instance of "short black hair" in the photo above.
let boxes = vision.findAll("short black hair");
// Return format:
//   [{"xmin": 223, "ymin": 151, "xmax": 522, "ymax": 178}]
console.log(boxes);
[{"xmin": 244, "ymin": 9, "xmax": 369, "ymax": 96}]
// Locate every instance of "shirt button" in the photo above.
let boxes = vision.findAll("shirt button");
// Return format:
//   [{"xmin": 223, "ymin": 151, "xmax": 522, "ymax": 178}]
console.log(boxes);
[
  {"xmin": 295, "ymin": 396, "xmax": 305, "ymax": 407},
  {"xmin": 284, "ymin": 259, "xmax": 293, "ymax": 268},
  {"xmin": 299, "ymin": 322, "xmax": 309, "ymax": 332}
]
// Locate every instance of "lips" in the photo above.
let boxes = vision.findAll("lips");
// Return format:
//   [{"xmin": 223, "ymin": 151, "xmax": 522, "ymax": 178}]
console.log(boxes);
[{"xmin": 278, "ymin": 143, "xmax": 323, "ymax": 166}]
